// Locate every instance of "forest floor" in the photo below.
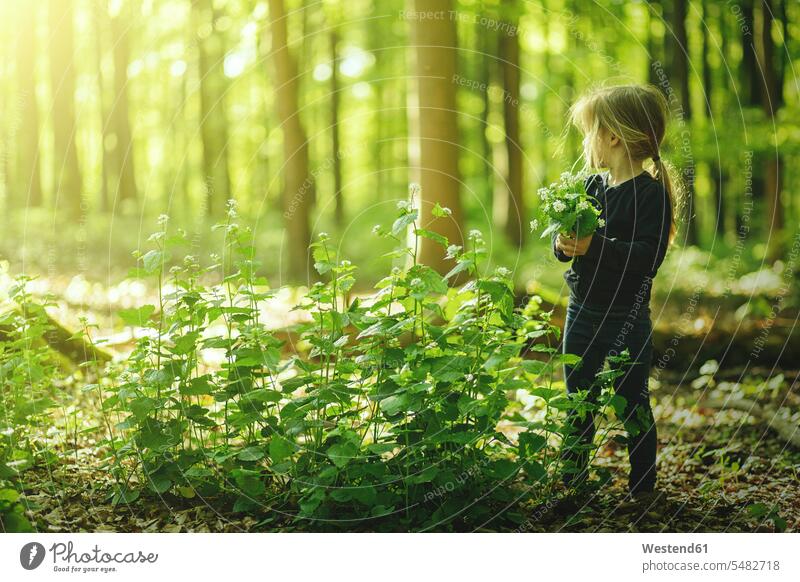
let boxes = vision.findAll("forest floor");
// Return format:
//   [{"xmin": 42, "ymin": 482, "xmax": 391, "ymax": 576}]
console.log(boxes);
[{"xmin": 18, "ymin": 369, "xmax": 800, "ymax": 533}]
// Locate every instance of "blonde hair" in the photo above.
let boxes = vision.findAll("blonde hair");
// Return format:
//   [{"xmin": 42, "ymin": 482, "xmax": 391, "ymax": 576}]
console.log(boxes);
[{"xmin": 569, "ymin": 84, "xmax": 679, "ymax": 244}]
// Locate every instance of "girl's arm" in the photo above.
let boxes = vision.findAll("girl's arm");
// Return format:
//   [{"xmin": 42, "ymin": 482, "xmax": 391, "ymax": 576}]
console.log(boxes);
[{"xmin": 583, "ymin": 184, "xmax": 672, "ymax": 274}]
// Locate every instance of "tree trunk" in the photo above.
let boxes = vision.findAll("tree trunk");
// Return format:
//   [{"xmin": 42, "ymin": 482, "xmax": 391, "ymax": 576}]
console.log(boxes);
[
  {"xmin": 268, "ymin": 0, "xmax": 313, "ymax": 281},
  {"xmin": 194, "ymin": 0, "xmax": 231, "ymax": 217},
  {"xmin": 646, "ymin": 2, "xmax": 660, "ymax": 86},
  {"xmin": 478, "ymin": 21, "xmax": 493, "ymax": 209},
  {"xmin": 330, "ymin": 29, "xmax": 343, "ymax": 225},
  {"xmin": 48, "ymin": 0, "xmax": 83, "ymax": 218},
  {"xmin": 759, "ymin": 0, "xmax": 784, "ymax": 261},
  {"xmin": 16, "ymin": 2, "xmax": 44, "ymax": 208},
  {"xmin": 109, "ymin": 5, "xmax": 138, "ymax": 206},
  {"xmin": 741, "ymin": 0, "xmax": 761, "ymax": 106},
  {"xmin": 499, "ymin": 1, "xmax": 524, "ymax": 247},
  {"xmin": 701, "ymin": 0, "xmax": 725, "ymax": 238},
  {"xmin": 412, "ymin": 0, "xmax": 464, "ymax": 274},
  {"xmin": 670, "ymin": 0, "xmax": 698, "ymax": 245},
  {"xmin": 93, "ymin": 2, "xmax": 110, "ymax": 212}
]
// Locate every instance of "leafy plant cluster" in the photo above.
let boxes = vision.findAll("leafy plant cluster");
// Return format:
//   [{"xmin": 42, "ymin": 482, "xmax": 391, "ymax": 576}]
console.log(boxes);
[
  {"xmin": 531, "ymin": 171, "xmax": 602, "ymax": 239},
  {"xmin": 82, "ymin": 195, "xmax": 628, "ymax": 530},
  {"xmin": 0, "ymin": 274, "xmax": 59, "ymax": 532}
]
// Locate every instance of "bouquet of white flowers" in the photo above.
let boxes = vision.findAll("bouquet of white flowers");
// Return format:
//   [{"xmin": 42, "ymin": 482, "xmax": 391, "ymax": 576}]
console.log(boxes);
[{"xmin": 529, "ymin": 171, "xmax": 604, "ymax": 239}]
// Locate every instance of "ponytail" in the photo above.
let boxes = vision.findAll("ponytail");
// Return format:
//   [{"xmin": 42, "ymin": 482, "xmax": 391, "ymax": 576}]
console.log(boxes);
[{"xmin": 649, "ymin": 156, "xmax": 679, "ymax": 245}]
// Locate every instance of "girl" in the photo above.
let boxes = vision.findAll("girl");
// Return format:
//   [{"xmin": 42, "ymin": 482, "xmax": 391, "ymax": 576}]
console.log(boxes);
[{"xmin": 552, "ymin": 84, "xmax": 677, "ymax": 501}]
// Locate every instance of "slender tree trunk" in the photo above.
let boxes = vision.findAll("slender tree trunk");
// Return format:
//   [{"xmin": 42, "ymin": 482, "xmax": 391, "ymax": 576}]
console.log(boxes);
[
  {"xmin": 539, "ymin": 0, "xmax": 551, "ymax": 183},
  {"xmin": 500, "ymin": 1, "xmax": 524, "ymax": 247},
  {"xmin": 48, "ymin": 0, "xmax": 82, "ymax": 217},
  {"xmin": 671, "ymin": 0, "xmax": 697, "ymax": 245},
  {"xmin": 701, "ymin": 0, "xmax": 724, "ymax": 238},
  {"xmin": 759, "ymin": 0, "xmax": 784, "ymax": 261},
  {"xmin": 741, "ymin": 0, "xmax": 760, "ymax": 106},
  {"xmin": 777, "ymin": 0, "xmax": 787, "ymax": 109},
  {"xmin": 478, "ymin": 21, "xmax": 493, "ymax": 205},
  {"xmin": 646, "ymin": 1, "xmax": 659, "ymax": 86},
  {"xmin": 412, "ymin": 0, "xmax": 464, "ymax": 273},
  {"xmin": 330, "ymin": 29, "xmax": 343, "ymax": 225},
  {"xmin": 109, "ymin": 6, "xmax": 137, "ymax": 206},
  {"xmin": 194, "ymin": 0, "xmax": 231, "ymax": 217},
  {"xmin": 93, "ymin": 3, "xmax": 110, "ymax": 212},
  {"xmin": 268, "ymin": 0, "xmax": 312, "ymax": 281},
  {"xmin": 17, "ymin": 2, "xmax": 43, "ymax": 208}
]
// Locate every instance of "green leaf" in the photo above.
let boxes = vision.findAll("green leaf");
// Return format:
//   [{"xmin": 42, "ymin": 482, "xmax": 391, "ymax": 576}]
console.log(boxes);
[
  {"xmin": 523, "ymin": 460, "xmax": 546, "ymax": 482},
  {"xmin": 529, "ymin": 387, "xmax": 561, "ymax": 402},
  {"xmin": 172, "ymin": 331, "xmax": 200, "ymax": 355},
  {"xmin": 177, "ymin": 486, "xmax": 196, "ymax": 499},
  {"xmin": 554, "ymin": 353, "xmax": 582, "ymax": 366},
  {"xmin": 148, "ymin": 477, "xmax": 172, "ymax": 494},
  {"xmin": 0, "ymin": 488, "xmax": 20, "ymax": 504},
  {"xmin": 392, "ymin": 210, "xmax": 418, "ymax": 236},
  {"xmin": 416, "ymin": 228, "xmax": 448, "ymax": 247},
  {"xmin": 0, "ymin": 510, "xmax": 33, "ymax": 532},
  {"xmin": 485, "ymin": 459, "xmax": 517, "ymax": 479},
  {"xmin": 231, "ymin": 469, "xmax": 265, "ymax": 498},
  {"xmin": 521, "ymin": 360, "xmax": 550, "ymax": 375},
  {"xmin": 540, "ymin": 221, "xmax": 562, "ymax": 239},
  {"xmin": 747, "ymin": 503, "xmax": 769, "ymax": 518},
  {"xmin": 118, "ymin": 304, "xmax": 156, "ymax": 327},
  {"xmin": 269, "ymin": 436, "xmax": 295, "ymax": 464},
  {"xmin": 380, "ymin": 393, "xmax": 410, "ymax": 416},
  {"xmin": 445, "ymin": 258, "xmax": 473, "ymax": 280},
  {"xmin": 518, "ymin": 431, "xmax": 547, "ymax": 457},
  {"xmin": 327, "ymin": 442, "xmax": 358, "ymax": 468},
  {"xmin": 129, "ymin": 397, "xmax": 156, "ymax": 420},
  {"xmin": 431, "ymin": 203, "xmax": 451, "ymax": 218},
  {"xmin": 406, "ymin": 466, "xmax": 439, "ymax": 484},
  {"xmin": 238, "ymin": 446, "xmax": 266, "ymax": 462},
  {"xmin": 141, "ymin": 250, "xmax": 166, "ymax": 273},
  {"xmin": 181, "ymin": 375, "xmax": 215, "ymax": 396},
  {"xmin": 609, "ymin": 394, "xmax": 628, "ymax": 418}
]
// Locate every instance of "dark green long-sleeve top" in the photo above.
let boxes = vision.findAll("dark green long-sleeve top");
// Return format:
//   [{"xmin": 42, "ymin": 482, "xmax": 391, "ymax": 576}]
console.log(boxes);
[{"xmin": 552, "ymin": 171, "xmax": 672, "ymax": 309}]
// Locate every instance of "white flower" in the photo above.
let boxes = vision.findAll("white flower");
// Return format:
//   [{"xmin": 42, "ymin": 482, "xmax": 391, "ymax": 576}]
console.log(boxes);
[
  {"xmin": 496, "ymin": 267, "xmax": 511, "ymax": 278},
  {"xmin": 577, "ymin": 200, "xmax": 589, "ymax": 211},
  {"xmin": 226, "ymin": 199, "xmax": 238, "ymax": 217},
  {"xmin": 529, "ymin": 219, "xmax": 539, "ymax": 231},
  {"xmin": 598, "ymin": 218, "xmax": 606, "ymax": 228},
  {"xmin": 552, "ymin": 200, "xmax": 567, "ymax": 212},
  {"xmin": 408, "ymin": 183, "xmax": 421, "ymax": 198},
  {"xmin": 446, "ymin": 244, "xmax": 462, "ymax": 258}
]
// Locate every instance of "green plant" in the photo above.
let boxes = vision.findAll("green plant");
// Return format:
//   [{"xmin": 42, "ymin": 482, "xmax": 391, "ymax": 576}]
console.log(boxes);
[
  {"xmin": 747, "ymin": 502, "xmax": 787, "ymax": 532},
  {"xmin": 530, "ymin": 171, "xmax": 602, "ymax": 239},
  {"xmin": 98, "ymin": 191, "xmax": 630, "ymax": 530},
  {"xmin": 0, "ymin": 274, "xmax": 60, "ymax": 532}
]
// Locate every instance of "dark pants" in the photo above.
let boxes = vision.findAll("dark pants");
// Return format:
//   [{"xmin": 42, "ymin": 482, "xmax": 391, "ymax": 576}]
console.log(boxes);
[{"xmin": 561, "ymin": 298, "xmax": 657, "ymax": 494}]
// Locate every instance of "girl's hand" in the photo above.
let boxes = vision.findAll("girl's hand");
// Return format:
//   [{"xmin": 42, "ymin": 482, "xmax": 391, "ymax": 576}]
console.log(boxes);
[{"xmin": 557, "ymin": 233, "xmax": 593, "ymax": 257}]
